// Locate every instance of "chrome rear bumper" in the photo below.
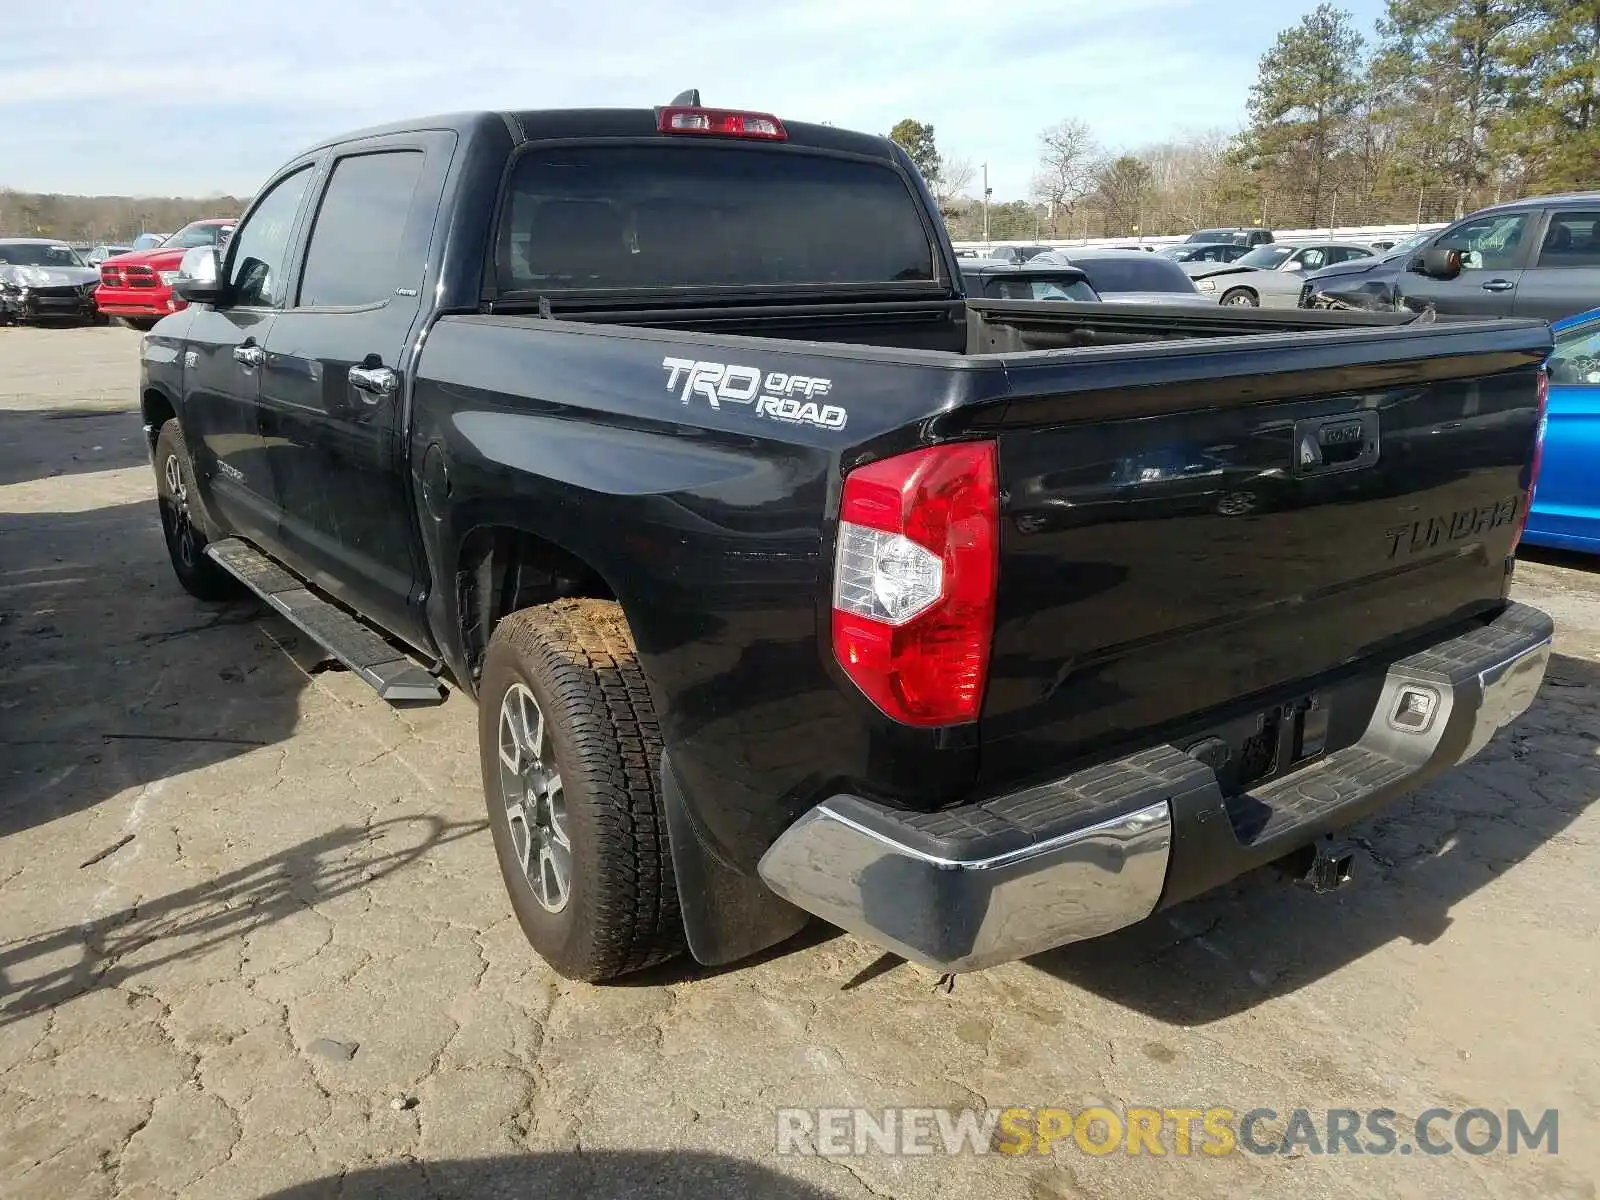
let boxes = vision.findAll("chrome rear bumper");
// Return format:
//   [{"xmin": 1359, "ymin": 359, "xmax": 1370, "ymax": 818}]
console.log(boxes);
[{"xmin": 758, "ymin": 602, "xmax": 1552, "ymax": 973}]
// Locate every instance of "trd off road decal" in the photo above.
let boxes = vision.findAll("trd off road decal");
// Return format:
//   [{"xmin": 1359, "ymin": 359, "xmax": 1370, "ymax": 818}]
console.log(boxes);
[{"xmin": 661, "ymin": 357, "xmax": 848, "ymax": 431}]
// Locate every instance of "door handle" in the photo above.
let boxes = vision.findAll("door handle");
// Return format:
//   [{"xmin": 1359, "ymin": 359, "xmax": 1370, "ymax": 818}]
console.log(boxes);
[
  {"xmin": 1480, "ymin": 279, "xmax": 1516, "ymax": 292},
  {"xmin": 232, "ymin": 343, "xmax": 265, "ymax": 367},
  {"xmin": 348, "ymin": 364, "xmax": 398, "ymax": 398}
]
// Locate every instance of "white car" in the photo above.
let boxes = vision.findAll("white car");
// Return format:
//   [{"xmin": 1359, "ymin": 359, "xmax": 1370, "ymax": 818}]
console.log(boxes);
[{"xmin": 1190, "ymin": 242, "xmax": 1378, "ymax": 308}]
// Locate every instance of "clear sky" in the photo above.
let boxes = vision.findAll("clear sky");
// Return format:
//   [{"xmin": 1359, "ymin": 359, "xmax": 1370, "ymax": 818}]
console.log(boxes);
[{"xmin": 4, "ymin": 0, "xmax": 1388, "ymax": 200}]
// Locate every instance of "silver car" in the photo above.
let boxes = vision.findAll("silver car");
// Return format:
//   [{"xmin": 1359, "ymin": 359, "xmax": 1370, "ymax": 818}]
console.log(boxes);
[
  {"xmin": 0, "ymin": 239, "xmax": 102, "ymax": 325},
  {"xmin": 1190, "ymin": 241, "xmax": 1377, "ymax": 307}
]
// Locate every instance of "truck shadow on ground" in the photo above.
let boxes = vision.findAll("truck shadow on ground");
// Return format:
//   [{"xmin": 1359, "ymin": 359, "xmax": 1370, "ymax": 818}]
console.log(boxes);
[
  {"xmin": 0, "ymin": 815, "xmax": 486, "ymax": 1027},
  {"xmin": 1030, "ymin": 651, "xmax": 1598, "ymax": 1024},
  {"xmin": 257, "ymin": 1153, "xmax": 839, "ymax": 1199},
  {"xmin": 0, "ymin": 493, "xmax": 308, "ymax": 839},
  {"xmin": 0, "ymin": 404, "xmax": 148, "ymax": 488}
]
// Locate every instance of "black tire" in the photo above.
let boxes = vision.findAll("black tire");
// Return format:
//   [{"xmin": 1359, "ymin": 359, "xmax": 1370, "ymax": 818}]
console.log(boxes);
[
  {"xmin": 118, "ymin": 317, "xmax": 157, "ymax": 332},
  {"xmin": 153, "ymin": 419, "xmax": 236, "ymax": 601},
  {"xmin": 477, "ymin": 599, "xmax": 684, "ymax": 981},
  {"xmin": 1220, "ymin": 287, "xmax": 1259, "ymax": 307}
]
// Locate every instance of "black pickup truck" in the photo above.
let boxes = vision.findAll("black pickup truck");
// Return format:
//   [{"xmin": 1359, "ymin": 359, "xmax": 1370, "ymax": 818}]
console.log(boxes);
[{"xmin": 139, "ymin": 99, "xmax": 1555, "ymax": 982}]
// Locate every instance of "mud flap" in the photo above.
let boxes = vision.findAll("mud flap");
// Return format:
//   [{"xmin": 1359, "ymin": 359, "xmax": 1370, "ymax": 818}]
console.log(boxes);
[{"xmin": 661, "ymin": 750, "xmax": 810, "ymax": 966}]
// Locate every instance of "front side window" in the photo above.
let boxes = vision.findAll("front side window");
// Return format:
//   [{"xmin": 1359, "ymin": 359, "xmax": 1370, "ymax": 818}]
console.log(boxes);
[
  {"xmin": 496, "ymin": 145, "xmax": 935, "ymax": 295},
  {"xmin": 1437, "ymin": 213, "xmax": 1529, "ymax": 271},
  {"xmin": 1536, "ymin": 211, "xmax": 1600, "ymax": 268},
  {"xmin": 297, "ymin": 150, "xmax": 427, "ymax": 308},
  {"xmin": 227, "ymin": 166, "xmax": 313, "ymax": 308},
  {"xmin": 1296, "ymin": 248, "xmax": 1327, "ymax": 271}
]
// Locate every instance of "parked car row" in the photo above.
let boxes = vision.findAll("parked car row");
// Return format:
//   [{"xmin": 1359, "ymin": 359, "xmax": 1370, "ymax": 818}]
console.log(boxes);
[{"xmin": 0, "ymin": 219, "xmax": 236, "ymax": 329}]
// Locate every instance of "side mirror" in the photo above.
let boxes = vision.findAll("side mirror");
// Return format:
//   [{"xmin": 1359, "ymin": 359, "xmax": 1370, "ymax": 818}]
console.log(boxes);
[
  {"xmin": 1413, "ymin": 246, "xmax": 1463, "ymax": 280},
  {"xmin": 172, "ymin": 246, "xmax": 224, "ymax": 304}
]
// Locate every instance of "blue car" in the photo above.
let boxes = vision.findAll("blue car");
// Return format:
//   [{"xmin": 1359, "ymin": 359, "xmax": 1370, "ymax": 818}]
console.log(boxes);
[{"xmin": 1522, "ymin": 307, "xmax": 1600, "ymax": 553}]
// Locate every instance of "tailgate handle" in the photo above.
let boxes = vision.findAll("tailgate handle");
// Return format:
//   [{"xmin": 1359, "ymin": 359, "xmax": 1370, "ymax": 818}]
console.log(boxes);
[{"xmin": 1293, "ymin": 412, "xmax": 1380, "ymax": 476}]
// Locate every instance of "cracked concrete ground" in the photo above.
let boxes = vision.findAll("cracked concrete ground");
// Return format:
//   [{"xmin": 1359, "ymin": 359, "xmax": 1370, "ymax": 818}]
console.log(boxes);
[{"xmin": 0, "ymin": 325, "xmax": 1595, "ymax": 1199}]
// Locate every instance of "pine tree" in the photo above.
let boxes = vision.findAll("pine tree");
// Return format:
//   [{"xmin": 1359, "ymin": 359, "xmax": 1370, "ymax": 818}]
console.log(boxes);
[
  {"xmin": 1243, "ymin": 4, "xmax": 1366, "ymax": 226},
  {"xmin": 1493, "ymin": 0, "xmax": 1600, "ymax": 191}
]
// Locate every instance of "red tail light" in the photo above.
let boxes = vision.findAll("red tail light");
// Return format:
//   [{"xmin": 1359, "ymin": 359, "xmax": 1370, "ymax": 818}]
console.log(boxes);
[
  {"xmin": 832, "ymin": 442, "xmax": 999, "ymax": 726},
  {"xmin": 657, "ymin": 106, "xmax": 786, "ymax": 141},
  {"xmin": 1514, "ymin": 368, "xmax": 1550, "ymax": 552}
]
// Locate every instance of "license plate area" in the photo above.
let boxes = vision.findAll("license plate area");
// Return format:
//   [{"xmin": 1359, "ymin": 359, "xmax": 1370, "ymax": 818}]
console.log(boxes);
[{"xmin": 1182, "ymin": 693, "xmax": 1330, "ymax": 799}]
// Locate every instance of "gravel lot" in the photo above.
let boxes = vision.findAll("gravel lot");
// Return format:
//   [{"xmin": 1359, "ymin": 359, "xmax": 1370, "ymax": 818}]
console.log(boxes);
[{"xmin": 1, "ymin": 325, "xmax": 1595, "ymax": 1199}]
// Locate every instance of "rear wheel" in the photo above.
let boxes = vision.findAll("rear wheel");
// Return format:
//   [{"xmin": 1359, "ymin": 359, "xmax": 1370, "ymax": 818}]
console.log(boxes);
[
  {"xmin": 1220, "ymin": 287, "xmax": 1258, "ymax": 307},
  {"xmin": 118, "ymin": 317, "xmax": 158, "ymax": 332},
  {"xmin": 477, "ymin": 600, "xmax": 684, "ymax": 981},
  {"xmin": 154, "ymin": 419, "xmax": 236, "ymax": 601}
]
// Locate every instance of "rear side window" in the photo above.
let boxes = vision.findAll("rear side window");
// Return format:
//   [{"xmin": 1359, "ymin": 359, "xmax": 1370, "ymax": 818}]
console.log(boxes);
[
  {"xmin": 1537, "ymin": 211, "xmax": 1600, "ymax": 268},
  {"xmin": 1075, "ymin": 257, "xmax": 1193, "ymax": 293},
  {"xmin": 298, "ymin": 150, "xmax": 427, "ymax": 307},
  {"xmin": 496, "ymin": 145, "xmax": 936, "ymax": 295}
]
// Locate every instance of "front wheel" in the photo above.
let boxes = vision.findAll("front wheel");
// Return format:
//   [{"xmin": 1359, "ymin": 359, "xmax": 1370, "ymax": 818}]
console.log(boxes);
[
  {"xmin": 1220, "ymin": 287, "xmax": 1259, "ymax": 307},
  {"xmin": 153, "ymin": 419, "xmax": 236, "ymax": 601},
  {"xmin": 477, "ymin": 599, "xmax": 684, "ymax": 981}
]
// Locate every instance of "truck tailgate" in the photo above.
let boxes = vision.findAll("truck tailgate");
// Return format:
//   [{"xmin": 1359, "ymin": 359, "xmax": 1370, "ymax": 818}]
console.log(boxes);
[{"xmin": 973, "ymin": 318, "xmax": 1551, "ymax": 790}]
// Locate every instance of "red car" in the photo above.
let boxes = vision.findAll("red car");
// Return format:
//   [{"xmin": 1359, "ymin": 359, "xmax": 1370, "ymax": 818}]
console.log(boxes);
[{"xmin": 96, "ymin": 218, "xmax": 235, "ymax": 330}]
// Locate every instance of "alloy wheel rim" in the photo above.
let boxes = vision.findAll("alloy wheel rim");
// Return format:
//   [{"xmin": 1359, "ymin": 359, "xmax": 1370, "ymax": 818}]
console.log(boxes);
[
  {"xmin": 496, "ymin": 682, "xmax": 571, "ymax": 913},
  {"xmin": 162, "ymin": 453, "xmax": 196, "ymax": 568}
]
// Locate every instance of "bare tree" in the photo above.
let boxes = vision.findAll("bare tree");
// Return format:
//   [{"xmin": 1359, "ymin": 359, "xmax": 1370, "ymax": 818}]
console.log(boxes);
[
  {"xmin": 935, "ymin": 157, "xmax": 977, "ymax": 208},
  {"xmin": 1030, "ymin": 119, "xmax": 1101, "ymax": 236},
  {"xmin": 1138, "ymin": 129, "xmax": 1235, "ymax": 231}
]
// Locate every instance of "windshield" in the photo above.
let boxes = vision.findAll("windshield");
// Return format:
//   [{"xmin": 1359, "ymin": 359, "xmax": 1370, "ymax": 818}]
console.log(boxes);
[
  {"xmin": 1074, "ymin": 257, "xmax": 1194, "ymax": 293},
  {"xmin": 162, "ymin": 222, "xmax": 234, "ymax": 250},
  {"xmin": 0, "ymin": 243, "xmax": 86, "ymax": 268},
  {"xmin": 1237, "ymin": 245, "xmax": 1294, "ymax": 269},
  {"xmin": 1383, "ymin": 231, "xmax": 1432, "ymax": 259},
  {"xmin": 497, "ymin": 145, "xmax": 936, "ymax": 296}
]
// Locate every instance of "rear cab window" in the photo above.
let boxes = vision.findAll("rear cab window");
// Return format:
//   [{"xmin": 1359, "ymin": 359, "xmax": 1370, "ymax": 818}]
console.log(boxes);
[{"xmin": 493, "ymin": 145, "xmax": 939, "ymax": 300}]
